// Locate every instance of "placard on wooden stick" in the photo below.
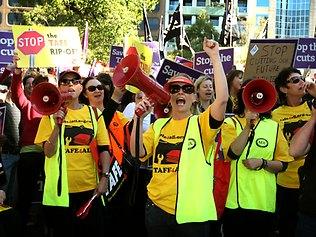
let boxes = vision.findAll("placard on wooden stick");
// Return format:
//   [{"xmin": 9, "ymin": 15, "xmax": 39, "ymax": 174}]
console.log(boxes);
[{"xmin": 243, "ymin": 39, "xmax": 298, "ymax": 83}]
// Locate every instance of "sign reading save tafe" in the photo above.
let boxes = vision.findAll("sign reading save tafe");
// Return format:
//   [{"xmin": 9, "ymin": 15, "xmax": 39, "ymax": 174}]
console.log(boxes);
[{"xmin": 12, "ymin": 25, "xmax": 82, "ymax": 68}]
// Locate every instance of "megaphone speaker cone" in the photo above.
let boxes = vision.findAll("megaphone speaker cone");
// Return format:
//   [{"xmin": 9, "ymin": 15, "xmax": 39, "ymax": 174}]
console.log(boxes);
[{"xmin": 242, "ymin": 79, "xmax": 277, "ymax": 114}]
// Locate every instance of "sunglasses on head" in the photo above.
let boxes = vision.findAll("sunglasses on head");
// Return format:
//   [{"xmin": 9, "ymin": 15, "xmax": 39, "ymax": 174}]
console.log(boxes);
[
  {"xmin": 59, "ymin": 78, "xmax": 82, "ymax": 86},
  {"xmin": 287, "ymin": 76, "xmax": 305, "ymax": 84},
  {"xmin": 169, "ymin": 84, "xmax": 195, "ymax": 94},
  {"xmin": 86, "ymin": 85, "xmax": 104, "ymax": 92}
]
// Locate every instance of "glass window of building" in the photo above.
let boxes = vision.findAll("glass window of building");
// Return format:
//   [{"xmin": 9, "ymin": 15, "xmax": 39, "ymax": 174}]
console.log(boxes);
[
  {"xmin": 184, "ymin": 0, "xmax": 192, "ymax": 6},
  {"xmin": 257, "ymin": 0, "xmax": 269, "ymax": 7},
  {"xmin": 275, "ymin": 0, "xmax": 310, "ymax": 38},
  {"xmin": 8, "ymin": 12, "xmax": 26, "ymax": 25},
  {"xmin": 169, "ymin": 0, "xmax": 179, "ymax": 10},
  {"xmin": 197, "ymin": 0, "xmax": 206, "ymax": 7},
  {"xmin": 9, "ymin": 0, "xmax": 43, "ymax": 7},
  {"xmin": 183, "ymin": 15, "xmax": 192, "ymax": 25},
  {"xmin": 139, "ymin": 18, "xmax": 159, "ymax": 31},
  {"xmin": 238, "ymin": 0, "xmax": 247, "ymax": 13},
  {"xmin": 210, "ymin": 16, "xmax": 219, "ymax": 26}
]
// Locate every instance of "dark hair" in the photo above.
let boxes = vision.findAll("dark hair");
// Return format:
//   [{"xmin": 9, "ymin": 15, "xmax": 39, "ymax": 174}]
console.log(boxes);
[
  {"xmin": 79, "ymin": 76, "xmax": 111, "ymax": 107},
  {"xmin": 22, "ymin": 71, "xmax": 39, "ymax": 86},
  {"xmin": 96, "ymin": 73, "xmax": 114, "ymax": 97},
  {"xmin": 226, "ymin": 69, "xmax": 243, "ymax": 91},
  {"xmin": 274, "ymin": 67, "xmax": 301, "ymax": 105},
  {"xmin": 1, "ymin": 75, "xmax": 12, "ymax": 88},
  {"xmin": 234, "ymin": 79, "xmax": 271, "ymax": 119},
  {"xmin": 32, "ymin": 74, "xmax": 49, "ymax": 87}
]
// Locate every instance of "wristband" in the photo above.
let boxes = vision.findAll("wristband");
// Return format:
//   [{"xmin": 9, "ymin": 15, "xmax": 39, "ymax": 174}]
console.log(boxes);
[
  {"xmin": 257, "ymin": 158, "xmax": 267, "ymax": 170},
  {"xmin": 100, "ymin": 172, "xmax": 110, "ymax": 178}
]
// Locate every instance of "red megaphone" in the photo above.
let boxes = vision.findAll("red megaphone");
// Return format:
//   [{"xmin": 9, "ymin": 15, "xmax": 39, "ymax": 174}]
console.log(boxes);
[
  {"xmin": 30, "ymin": 82, "xmax": 72, "ymax": 123},
  {"xmin": 113, "ymin": 54, "xmax": 170, "ymax": 118},
  {"xmin": 242, "ymin": 79, "xmax": 277, "ymax": 113}
]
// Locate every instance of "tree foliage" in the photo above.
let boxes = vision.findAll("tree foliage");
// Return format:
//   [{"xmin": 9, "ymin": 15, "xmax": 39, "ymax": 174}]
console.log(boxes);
[
  {"xmin": 186, "ymin": 10, "xmax": 219, "ymax": 52},
  {"xmin": 23, "ymin": 0, "xmax": 158, "ymax": 62},
  {"xmin": 174, "ymin": 10, "xmax": 219, "ymax": 59}
]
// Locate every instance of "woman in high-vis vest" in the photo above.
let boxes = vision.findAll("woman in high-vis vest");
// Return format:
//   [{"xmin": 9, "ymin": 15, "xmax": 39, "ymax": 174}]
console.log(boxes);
[
  {"xmin": 221, "ymin": 79, "xmax": 291, "ymax": 237},
  {"xmin": 35, "ymin": 70, "xmax": 111, "ymax": 237},
  {"xmin": 130, "ymin": 38, "xmax": 228, "ymax": 237}
]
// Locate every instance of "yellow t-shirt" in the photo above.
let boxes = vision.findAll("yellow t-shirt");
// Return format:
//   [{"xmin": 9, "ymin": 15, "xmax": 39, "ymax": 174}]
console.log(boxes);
[
  {"xmin": 35, "ymin": 105, "xmax": 110, "ymax": 193},
  {"xmin": 272, "ymin": 102, "xmax": 311, "ymax": 188},
  {"xmin": 142, "ymin": 107, "xmax": 219, "ymax": 214}
]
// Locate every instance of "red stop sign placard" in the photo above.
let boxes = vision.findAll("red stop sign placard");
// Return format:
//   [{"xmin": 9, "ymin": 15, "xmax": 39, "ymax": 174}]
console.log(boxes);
[{"xmin": 17, "ymin": 31, "xmax": 45, "ymax": 55}]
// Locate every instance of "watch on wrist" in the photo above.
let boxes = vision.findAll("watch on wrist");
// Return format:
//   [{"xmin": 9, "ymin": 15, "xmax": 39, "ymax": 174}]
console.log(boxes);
[{"xmin": 100, "ymin": 172, "xmax": 110, "ymax": 178}]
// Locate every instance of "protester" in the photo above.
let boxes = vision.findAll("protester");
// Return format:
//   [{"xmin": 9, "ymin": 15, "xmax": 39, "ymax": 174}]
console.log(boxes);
[
  {"xmin": 80, "ymin": 75, "xmax": 150, "ymax": 236},
  {"xmin": 221, "ymin": 79, "xmax": 291, "ymax": 237},
  {"xmin": 8, "ymin": 61, "xmax": 49, "ymax": 232},
  {"xmin": 34, "ymin": 70, "xmax": 111, "ymax": 237},
  {"xmin": 0, "ymin": 134, "xmax": 21, "ymax": 237},
  {"xmin": 272, "ymin": 67, "xmax": 315, "ymax": 237},
  {"xmin": 226, "ymin": 69, "xmax": 243, "ymax": 113},
  {"xmin": 289, "ymin": 97, "xmax": 316, "ymax": 237},
  {"xmin": 123, "ymin": 91, "xmax": 152, "ymax": 132},
  {"xmin": 0, "ymin": 76, "xmax": 20, "ymax": 206},
  {"xmin": 192, "ymin": 75, "xmax": 215, "ymax": 115},
  {"xmin": 130, "ymin": 38, "xmax": 228, "ymax": 237}
]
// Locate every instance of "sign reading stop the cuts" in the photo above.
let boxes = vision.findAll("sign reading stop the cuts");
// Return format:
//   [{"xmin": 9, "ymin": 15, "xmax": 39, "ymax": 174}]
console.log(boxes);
[{"xmin": 17, "ymin": 31, "xmax": 45, "ymax": 55}]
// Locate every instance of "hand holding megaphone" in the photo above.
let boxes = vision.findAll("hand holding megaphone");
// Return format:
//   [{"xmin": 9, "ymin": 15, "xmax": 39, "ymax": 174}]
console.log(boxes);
[
  {"xmin": 135, "ymin": 97, "xmax": 153, "ymax": 118},
  {"xmin": 30, "ymin": 82, "xmax": 72, "ymax": 125}
]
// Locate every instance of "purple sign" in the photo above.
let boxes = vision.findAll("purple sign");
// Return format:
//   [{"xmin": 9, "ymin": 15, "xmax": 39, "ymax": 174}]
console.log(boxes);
[
  {"xmin": 194, "ymin": 48, "xmax": 234, "ymax": 75},
  {"xmin": 294, "ymin": 38, "xmax": 316, "ymax": 69},
  {"xmin": 144, "ymin": 41, "xmax": 161, "ymax": 77},
  {"xmin": 0, "ymin": 64, "xmax": 6, "ymax": 74},
  {"xmin": 109, "ymin": 45, "xmax": 124, "ymax": 68},
  {"xmin": 0, "ymin": 31, "xmax": 14, "ymax": 64},
  {"xmin": 156, "ymin": 59, "xmax": 205, "ymax": 86}
]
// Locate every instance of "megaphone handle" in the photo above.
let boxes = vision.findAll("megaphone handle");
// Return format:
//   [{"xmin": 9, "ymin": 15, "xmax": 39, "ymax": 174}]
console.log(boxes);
[
  {"xmin": 135, "ymin": 107, "xmax": 145, "ymax": 117},
  {"xmin": 56, "ymin": 106, "xmax": 67, "ymax": 125}
]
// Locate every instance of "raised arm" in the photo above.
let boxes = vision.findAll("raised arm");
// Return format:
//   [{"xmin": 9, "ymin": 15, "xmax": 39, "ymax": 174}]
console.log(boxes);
[
  {"xmin": 130, "ymin": 98, "xmax": 152, "ymax": 157},
  {"xmin": 204, "ymin": 38, "xmax": 228, "ymax": 122},
  {"xmin": 289, "ymin": 108, "xmax": 316, "ymax": 158}
]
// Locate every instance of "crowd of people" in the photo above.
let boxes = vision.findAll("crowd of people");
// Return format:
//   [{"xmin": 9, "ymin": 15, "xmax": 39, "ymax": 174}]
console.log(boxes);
[{"xmin": 0, "ymin": 36, "xmax": 315, "ymax": 237}]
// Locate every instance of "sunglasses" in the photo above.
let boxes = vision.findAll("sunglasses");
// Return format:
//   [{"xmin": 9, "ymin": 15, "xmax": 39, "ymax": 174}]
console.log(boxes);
[
  {"xmin": 287, "ymin": 76, "xmax": 305, "ymax": 84},
  {"xmin": 169, "ymin": 84, "xmax": 195, "ymax": 94},
  {"xmin": 59, "ymin": 78, "xmax": 82, "ymax": 86},
  {"xmin": 86, "ymin": 85, "xmax": 104, "ymax": 92},
  {"xmin": 0, "ymin": 89, "xmax": 8, "ymax": 93}
]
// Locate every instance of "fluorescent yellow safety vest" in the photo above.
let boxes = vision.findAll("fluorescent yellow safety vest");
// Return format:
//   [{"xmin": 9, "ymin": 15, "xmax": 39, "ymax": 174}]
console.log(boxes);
[
  {"xmin": 225, "ymin": 117, "xmax": 278, "ymax": 213},
  {"xmin": 153, "ymin": 116, "xmax": 217, "ymax": 224},
  {"xmin": 42, "ymin": 106, "xmax": 98, "ymax": 207}
]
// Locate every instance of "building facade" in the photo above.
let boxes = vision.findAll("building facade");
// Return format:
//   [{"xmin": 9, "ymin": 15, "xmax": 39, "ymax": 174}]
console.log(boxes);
[{"xmin": 0, "ymin": 0, "xmax": 41, "ymax": 31}]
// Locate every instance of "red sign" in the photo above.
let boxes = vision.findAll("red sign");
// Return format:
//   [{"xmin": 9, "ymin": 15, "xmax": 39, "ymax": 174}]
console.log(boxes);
[{"xmin": 17, "ymin": 31, "xmax": 45, "ymax": 55}]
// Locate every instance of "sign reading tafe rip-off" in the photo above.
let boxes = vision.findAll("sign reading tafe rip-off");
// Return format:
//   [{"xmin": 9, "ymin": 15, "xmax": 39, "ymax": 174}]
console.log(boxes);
[{"xmin": 12, "ymin": 25, "xmax": 82, "ymax": 68}]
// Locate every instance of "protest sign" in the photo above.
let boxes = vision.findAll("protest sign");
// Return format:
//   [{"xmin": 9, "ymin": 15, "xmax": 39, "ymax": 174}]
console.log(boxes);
[
  {"xmin": 156, "ymin": 59, "xmax": 204, "ymax": 86},
  {"xmin": 143, "ymin": 41, "xmax": 161, "ymax": 77},
  {"xmin": 124, "ymin": 36, "xmax": 153, "ymax": 74},
  {"xmin": 243, "ymin": 39, "xmax": 298, "ymax": 82},
  {"xmin": 109, "ymin": 45, "xmax": 124, "ymax": 68},
  {"xmin": 294, "ymin": 38, "xmax": 316, "ymax": 69},
  {"xmin": 12, "ymin": 25, "xmax": 82, "ymax": 68},
  {"xmin": 194, "ymin": 48, "xmax": 234, "ymax": 75},
  {"xmin": 0, "ymin": 31, "xmax": 14, "ymax": 64}
]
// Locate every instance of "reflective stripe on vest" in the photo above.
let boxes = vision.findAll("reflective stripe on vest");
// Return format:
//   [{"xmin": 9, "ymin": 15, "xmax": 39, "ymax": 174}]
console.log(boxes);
[{"xmin": 225, "ymin": 117, "xmax": 278, "ymax": 212}]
